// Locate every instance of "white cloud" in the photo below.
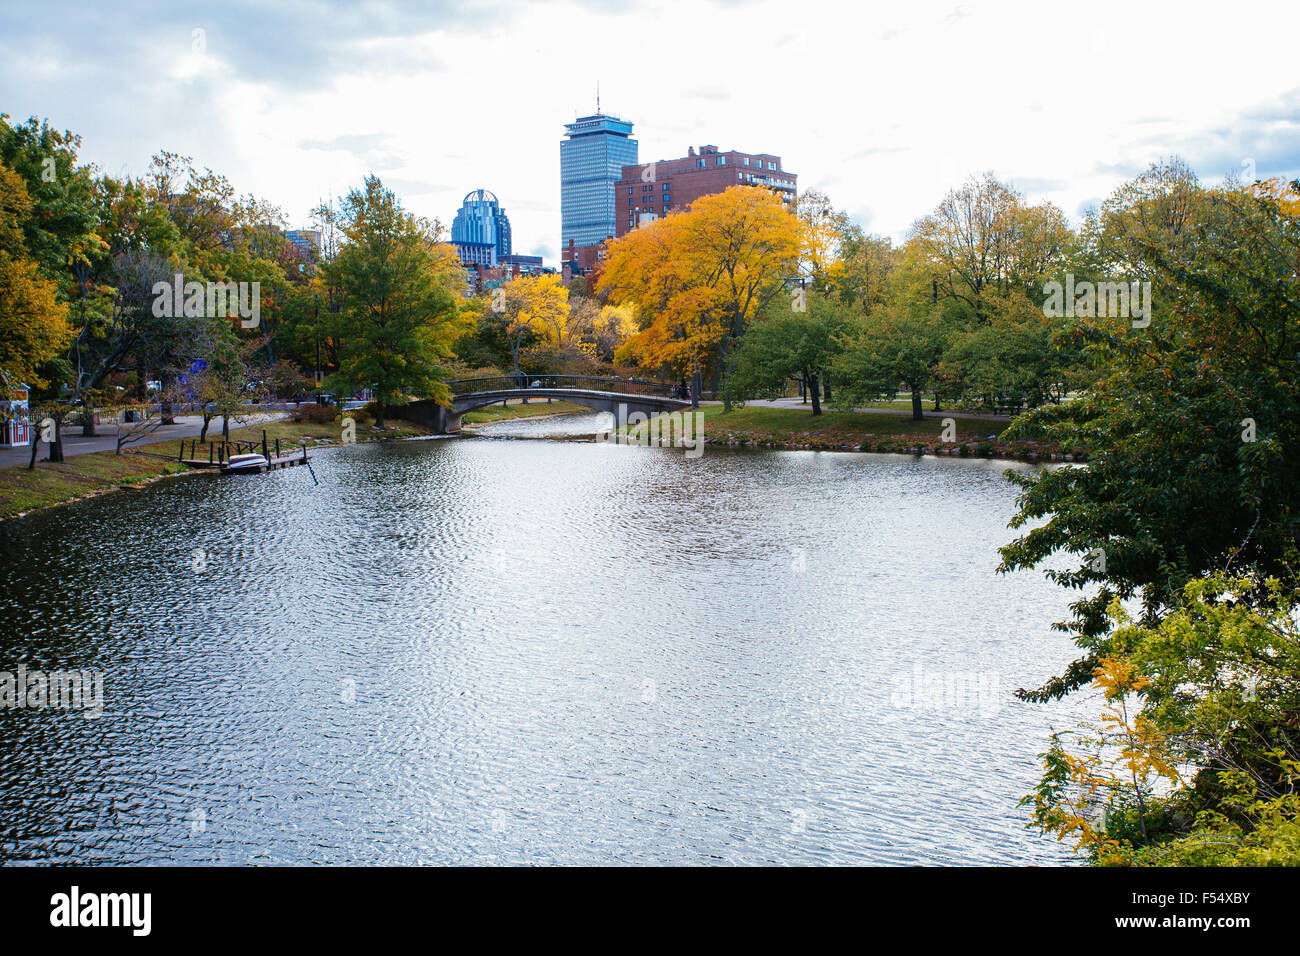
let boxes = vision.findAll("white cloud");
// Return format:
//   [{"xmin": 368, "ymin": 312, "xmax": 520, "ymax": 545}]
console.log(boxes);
[{"xmin": 3, "ymin": 0, "xmax": 1298, "ymax": 260}]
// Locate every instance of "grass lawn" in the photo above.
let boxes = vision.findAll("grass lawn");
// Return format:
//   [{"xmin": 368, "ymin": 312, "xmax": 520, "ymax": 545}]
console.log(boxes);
[
  {"xmin": 146, "ymin": 412, "xmax": 436, "ymax": 461},
  {"xmin": 461, "ymin": 399, "xmax": 588, "ymax": 424},
  {"xmin": 784, "ymin": 395, "xmax": 919, "ymax": 412},
  {"xmin": 0, "ymin": 452, "xmax": 187, "ymax": 520},
  {"xmin": 698, "ymin": 404, "xmax": 1005, "ymax": 443},
  {"xmin": 667, "ymin": 404, "xmax": 1071, "ymax": 459}
]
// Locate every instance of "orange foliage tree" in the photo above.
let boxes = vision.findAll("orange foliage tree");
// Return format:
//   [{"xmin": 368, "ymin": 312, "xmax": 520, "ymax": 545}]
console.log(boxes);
[{"xmin": 599, "ymin": 185, "xmax": 803, "ymax": 402}]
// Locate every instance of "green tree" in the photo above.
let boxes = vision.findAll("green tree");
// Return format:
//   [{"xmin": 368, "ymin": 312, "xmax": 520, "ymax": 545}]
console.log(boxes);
[
  {"xmin": 1024, "ymin": 575, "xmax": 1300, "ymax": 866},
  {"xmin": 0, "ymin": 114, "xmax": 102, "ymax": 285},
  {"xmin": 835, "ymin": 244, "xmax": 949, "ymax": 420},
  {"xmin": 725, "ymin": 291, "xmax": 849, "ymax": 415},
  {"xmin": 999, "ymin": 166, "xmax": 1300, "ymax": 702},
  {"xmin": 324, "ymin": 176, "xmax": 465, "ymax": 427}
]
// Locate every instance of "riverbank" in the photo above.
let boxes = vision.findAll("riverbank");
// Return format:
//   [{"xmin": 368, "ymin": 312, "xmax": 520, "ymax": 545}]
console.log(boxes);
[
  {"xmin": 0, "ymin": 453, "xmax": 190, "ymax": 520},
  {"xmin": 0, "ymin": 411, "xmax": 440, "ymax": 521},
  {"xmin": 682, "ymin": 405, "xmax": 1083, "ymax": 462}
]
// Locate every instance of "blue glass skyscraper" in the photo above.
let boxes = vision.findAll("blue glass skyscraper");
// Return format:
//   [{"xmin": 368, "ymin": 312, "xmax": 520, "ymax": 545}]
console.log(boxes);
[
  {"xmin": 560, "ymin": 111, "xmax": 637, "ymax": 248},
  {"xmin": 451, "ymin": 189, "xmax": 511, "ymax": 267}
]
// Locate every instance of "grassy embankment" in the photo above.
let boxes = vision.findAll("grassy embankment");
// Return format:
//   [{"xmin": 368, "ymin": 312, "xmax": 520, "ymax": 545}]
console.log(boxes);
[
  {"xmin": 635, "ymin": 404, "xmax": 1083, "ymax": 461},
  {"xmin": 0, "ymin": 399, "xmax": 593, "ymax": 520},
  {"xmin": 0, "ymin": 408, "xmax": 428, "ymax": 521},
  {"xmin": 0, "ymin": 453, "xmax": 189, "ymax": 520}
]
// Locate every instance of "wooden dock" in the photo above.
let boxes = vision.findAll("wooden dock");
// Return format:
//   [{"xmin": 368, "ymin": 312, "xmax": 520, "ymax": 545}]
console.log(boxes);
[{"xmin": 178, "ymin": 430, "xmax": 311, "ymax": 474}]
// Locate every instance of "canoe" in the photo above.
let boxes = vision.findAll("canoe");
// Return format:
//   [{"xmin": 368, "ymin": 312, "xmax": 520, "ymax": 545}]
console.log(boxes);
[{"xmin": 223, "ymin": 453, "xmax": 268, "ymax": 472}]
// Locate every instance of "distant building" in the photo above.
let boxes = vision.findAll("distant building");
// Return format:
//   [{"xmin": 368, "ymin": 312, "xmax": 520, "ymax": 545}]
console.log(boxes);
[
  {"xmin": 560, "ymin": 239, "xmax": 607, "ymax": 279},
  {"xmin": 613, "ymin": 145, "xmax": 797, "ymax": 238},
  {"xmin": 286, "ymin": 229, "xmax": 322, "ymax": 260},
  {"xmin": 464, "ymin": 255, "xmax": 554, "ymax": 295},
  {"xmin": 560, "ymin": 111, "xmax": 638, "ymax": 249},
  {"xmin": 499, "ymin": 254, "xmax": 546, "ymax": 276},
  {"xmin": 451, "ymin": 189, "xmax": 512, "ymax": 268}
]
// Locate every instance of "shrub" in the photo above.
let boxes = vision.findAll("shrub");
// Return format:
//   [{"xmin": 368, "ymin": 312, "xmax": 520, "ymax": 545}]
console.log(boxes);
[{"xmin": 293, "ymin": 403, "xmax": 338, "ymax": 425}]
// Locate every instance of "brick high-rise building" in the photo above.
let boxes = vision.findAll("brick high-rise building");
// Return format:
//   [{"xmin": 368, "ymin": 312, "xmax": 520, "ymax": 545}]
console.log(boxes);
[{"xmin": 613, "ymin": 145, "xmax": 796, "ymax": 237}]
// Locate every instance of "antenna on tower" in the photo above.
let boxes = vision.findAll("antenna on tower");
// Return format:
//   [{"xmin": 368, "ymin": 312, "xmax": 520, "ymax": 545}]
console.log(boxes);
[{"xmin": 596, "ymin": 80, "xmax": 601, "ymax": 115}]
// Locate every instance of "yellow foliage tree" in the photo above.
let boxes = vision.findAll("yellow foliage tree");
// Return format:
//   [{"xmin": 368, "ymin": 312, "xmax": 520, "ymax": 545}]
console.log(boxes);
[
  {"xmin": 599, "ymin": 185, "xmax": 803, "ymax": 397},
  {"xmin": 0, "ymin": 160, "xmax": 73, "ymax": 387},
  {"xmin": 489, "ymin": 273, "xmax": 569, "ymax": 373}
]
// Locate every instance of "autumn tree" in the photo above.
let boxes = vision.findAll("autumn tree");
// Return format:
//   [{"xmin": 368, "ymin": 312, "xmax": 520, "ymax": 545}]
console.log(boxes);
[
  {"xmin": 600, "ymin": 185, "xmax": 803, "ymax": 404},
  {"xmin": 0, "ymin": 160, "xmax": 73, "ymax": 387},
  {"xmin": 485, "ymin": 273, "xmax": 569, "ymax": 376}
]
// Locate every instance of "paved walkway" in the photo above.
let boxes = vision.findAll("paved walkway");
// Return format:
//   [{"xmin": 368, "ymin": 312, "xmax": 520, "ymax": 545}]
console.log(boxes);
[
  {"xmin": 707, "ymin": 397, "xmax": 1012, "ymax": 422},
  {"xmin": 0, "ymin": 412, "xmax": 291, "ymax": 468}
]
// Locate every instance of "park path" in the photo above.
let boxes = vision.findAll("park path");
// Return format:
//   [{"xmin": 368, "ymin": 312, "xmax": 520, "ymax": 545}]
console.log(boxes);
[{"xmin": 0, "ymin": 412, "xmax": 292, "ymax": 468}]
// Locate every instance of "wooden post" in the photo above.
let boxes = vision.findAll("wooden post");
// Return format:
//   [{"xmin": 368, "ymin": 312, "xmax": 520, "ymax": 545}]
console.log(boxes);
[
  {"xmin": 177, "ymin": 440, "xmax": 184, "ymax": 462},
  {"xmin": 275, "ymin": 438, "xmax": 280, "ymax": 460},
  {"xmin": 262, "ymin": 429, "xmax": 268, "ymax": 461},
  {"xmin": 208, "ymin": 443, "xmax": 214, "ymax": 464}
]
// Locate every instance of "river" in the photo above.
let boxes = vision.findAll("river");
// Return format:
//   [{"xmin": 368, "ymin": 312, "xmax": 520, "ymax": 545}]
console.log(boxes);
[{"xmin": 0, "ymin": 411, "xmax": 1091, "ymax": 864}]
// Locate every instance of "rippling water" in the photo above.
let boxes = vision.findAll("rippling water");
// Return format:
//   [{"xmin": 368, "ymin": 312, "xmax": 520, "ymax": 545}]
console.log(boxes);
[{"xmin": 0, "ymin": 413, "xmax": 1091, "ymax": 865}]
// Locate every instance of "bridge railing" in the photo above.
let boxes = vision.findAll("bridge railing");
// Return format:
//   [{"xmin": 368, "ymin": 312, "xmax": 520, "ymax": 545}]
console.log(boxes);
[{"xmin": 447, "ymin": 374, "xmax": 682, "ymax": 399}]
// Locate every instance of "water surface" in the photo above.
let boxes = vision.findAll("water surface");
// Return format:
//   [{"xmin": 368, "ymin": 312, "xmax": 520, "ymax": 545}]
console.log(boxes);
[{"xmin": 0, "ymin": 414, "xmax": 1090, "ymax": 864}]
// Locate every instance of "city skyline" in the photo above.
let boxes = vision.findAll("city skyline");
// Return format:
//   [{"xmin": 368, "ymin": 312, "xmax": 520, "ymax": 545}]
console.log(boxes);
[{"xmin": 4, "ymin": 0, "xmax": 1297, "ymax": 265}]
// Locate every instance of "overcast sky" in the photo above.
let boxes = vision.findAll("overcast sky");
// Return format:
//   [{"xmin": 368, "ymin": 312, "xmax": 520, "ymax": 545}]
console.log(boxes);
[{"xmin": 4, "ymin": 0, "xmax": 1298, "ymax": 263}]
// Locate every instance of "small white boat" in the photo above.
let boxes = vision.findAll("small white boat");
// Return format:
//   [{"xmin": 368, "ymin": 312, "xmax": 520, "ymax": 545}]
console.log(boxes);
[{"xmin": 223, "ymin": 453, "xmax": 268, "ymax": 472}]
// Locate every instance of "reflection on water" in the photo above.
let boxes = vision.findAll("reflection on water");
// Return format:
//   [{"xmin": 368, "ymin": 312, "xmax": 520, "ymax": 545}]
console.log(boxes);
[
  {"xmin": 472, "ymin": 407, "xmax": 611, "ymax": 439},
  {"xmin": 0, "ymin": 415, "xmax": 1089, "ymax": 864}
]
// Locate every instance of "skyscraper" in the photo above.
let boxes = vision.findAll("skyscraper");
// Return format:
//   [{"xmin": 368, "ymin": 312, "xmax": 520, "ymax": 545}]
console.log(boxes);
[
  {"xmin": 560, "ymin": 110, "xmax": 637, "ymax": 249},
  {"xmin": 451, "ymin": 189, "xmax": 512, "ymax": 267}
]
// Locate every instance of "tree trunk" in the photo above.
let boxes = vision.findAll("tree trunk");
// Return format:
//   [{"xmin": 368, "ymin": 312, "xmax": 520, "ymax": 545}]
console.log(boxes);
[
  {"xmin": 809, "ymin": 373, "xmax": 822, "ymax": 416},
  {"xmin": 375, "ymin": 403, "xmax": 386, "ymax": 428},
  {"xmin": 50, "ymin": 419, "xmax": 64, "ymax": 462},
  {"xmin": 81, "ymin": 399, "xmax": 96, "ymax": 437},
  {"xmin": 911, "ymin": 388, "xmax": 924, "ymax": 421},
  {"xmin": 690, "ymin": 370, "xmax": 702, "ymax": 409},
  {"xmin": 222, "ymin": 415, "xmax": 231, "ymax": 442},
  {"xmin": 822, "ymin": 378, "xmax": 832, "ymax": 403},
  {"xmin": 933, "ymin": 395, "xmax": 942, "ymax": 412},
  {"xmin": 200, "ymin": 414, "xmax": 211, "ymax": 444},
  {"xmin": 161, "ymin": 398, "xmax": 175, "ymax": 426}
]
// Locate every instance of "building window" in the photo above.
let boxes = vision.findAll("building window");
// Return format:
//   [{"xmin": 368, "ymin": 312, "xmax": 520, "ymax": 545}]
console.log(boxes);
[
  {"xmin": 696, "ymin": 158, "xmax": 704, "ymax": 168},
  {"xmin": 767, "ymin": 161, "xmax": 776, "ymax": 170},
  {"xmin": 717, "ymin": 156, "xmax": 726, "ymax": 165}
]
